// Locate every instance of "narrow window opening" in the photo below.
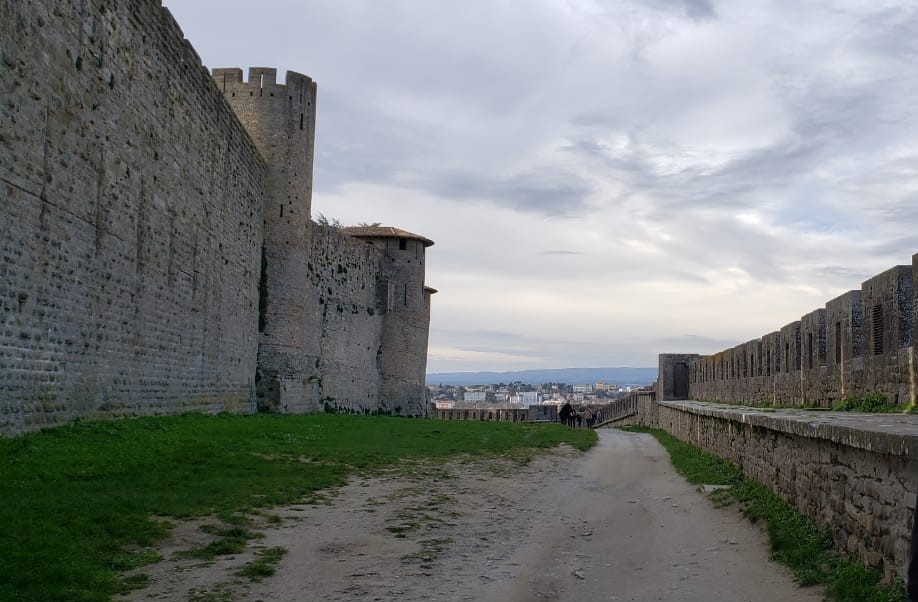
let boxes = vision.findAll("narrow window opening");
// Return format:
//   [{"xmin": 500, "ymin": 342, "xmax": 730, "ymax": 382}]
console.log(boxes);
[
  {"xmin": 872, "ymin": 304, "xmax": 884, "ymax": 355},
  {"xmin": 398, "ymin": 238, "xmax": 407, "ymax": 251},
  {"xmin": 807, "ymin": 333, "xmax": 814, "ymax": 369},
  {"xmin": 835, "ymin": 321, "xmax": 842, "ymax": 364},
  {"xmin": 300, "ymin": 114, "xmax": 304, "ymax": 130},
  {"xmin": 259, "ymin": 73, "xmax": 264, "ymax": 96},
  {"xmin": 280, "ymin": 205, "xmax": 283, "ymax": 218},
  {"xmin": 785, "ymin": 343, "xmax": 790, "ymax": 373}
]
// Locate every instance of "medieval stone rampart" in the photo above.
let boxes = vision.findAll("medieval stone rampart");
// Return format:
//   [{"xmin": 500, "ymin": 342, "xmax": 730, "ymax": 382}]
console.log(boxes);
[
  {"xmin": 1, "ymin": 0, "xmax": 265, "ymax": 433},
  {"xmin": 304, "ymin": 225, "xmax": 386, "ymax": 413},
  {"xmin": 659, "ymin": 252, "xmax": 918, "ymax": 408},
  {"xmin": 0, "ymin": 0, "xmax": 434, "ymax": 435}
]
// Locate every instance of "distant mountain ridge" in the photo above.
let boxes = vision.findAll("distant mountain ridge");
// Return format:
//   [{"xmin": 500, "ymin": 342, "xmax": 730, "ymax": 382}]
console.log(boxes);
[{"xmin": 426, "ymin": 367, "xmax": 657, "ymax": 386}]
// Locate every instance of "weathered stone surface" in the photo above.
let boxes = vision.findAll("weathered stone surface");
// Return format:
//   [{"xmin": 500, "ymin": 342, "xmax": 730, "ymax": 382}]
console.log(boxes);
[
  {"xmin": 0, "ymin": 0, "xmax": 435, "ymax": 435},
  {"xmin": 0, "ymin": 0, "xmax": 264, "ymax": 433}
]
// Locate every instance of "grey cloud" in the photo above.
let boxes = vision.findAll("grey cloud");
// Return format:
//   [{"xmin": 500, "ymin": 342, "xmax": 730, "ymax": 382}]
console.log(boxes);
[
  {"xmin": 569, "ymin": 113, "xmax": 622, "ymax": 128},
  {"xmin": 420, "ymin": 169, "xmax": 593, "ymax": 216},
  {"xmin": 679, "ymin": 0, "xmax": 716, "ymax": 20},
  {"xmin": 538, "ymin": 250, "xmax": 586, "ymax": 256},
  {"xmin": 659, "ymin": 269, "xmax": 710, "ymax": 284},
  {"xmin": 653, "ymin": 334, "xmax": 737, "ymax": 348},
  {"xmin": 817, "ymin": 266, "xmax": 874, "ymax": 282},
  {"xmin": 596, "ymin": 0, "xmax": 717, "ymax": 21},
  {"xmin": 867, "ymin": 237, "xmax": 918, "ymax": 259}
]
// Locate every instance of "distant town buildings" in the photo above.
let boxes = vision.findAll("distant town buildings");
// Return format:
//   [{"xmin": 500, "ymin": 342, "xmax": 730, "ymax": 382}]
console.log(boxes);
[
  {"xmin": 429, "ymin": 380, "xmax": 639, "ymax": 410},
  {"xmin": 463, "ymin": 390, "xmax": 488, "ymax": 403},
  {"xmin": 513, "ymin": 391, "xmax": 541, "ymax": 405}
]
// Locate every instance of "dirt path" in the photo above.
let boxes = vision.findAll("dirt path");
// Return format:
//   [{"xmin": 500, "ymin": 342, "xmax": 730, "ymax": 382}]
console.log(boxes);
[{"xmin": 122, "ymin": 429, "xmax": 823, "ymax": 601}]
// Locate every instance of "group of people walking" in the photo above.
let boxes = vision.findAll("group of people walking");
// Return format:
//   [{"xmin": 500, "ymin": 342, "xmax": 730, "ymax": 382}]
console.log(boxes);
[{"xmin": 558, "ymin": 402, "xmax": 601, "ymax": 428}]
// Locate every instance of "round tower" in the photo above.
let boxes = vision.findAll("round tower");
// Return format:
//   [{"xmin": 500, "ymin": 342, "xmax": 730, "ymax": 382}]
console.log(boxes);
[
  {"xmin": 343, "ymin": 226, "xmax": 435, "ymax": 415},
  {"xmin": 211, "ymin": 67, "xmax": 318, "ymax": 411}
]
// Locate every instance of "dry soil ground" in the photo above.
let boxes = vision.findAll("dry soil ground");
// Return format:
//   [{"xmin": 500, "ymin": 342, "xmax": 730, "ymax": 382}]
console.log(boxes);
[{"xmin": 120, "ymin": 429, "xmax": 824, "ymax": 602}]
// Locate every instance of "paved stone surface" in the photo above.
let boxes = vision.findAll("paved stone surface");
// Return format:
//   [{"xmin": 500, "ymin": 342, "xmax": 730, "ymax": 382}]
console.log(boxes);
[{"xmin": 664, "ymin": 400, "xmax": 918, "ymax": 457}]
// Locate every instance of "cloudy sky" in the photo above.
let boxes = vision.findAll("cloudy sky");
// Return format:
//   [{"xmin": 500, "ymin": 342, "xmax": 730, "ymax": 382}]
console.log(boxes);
[{"xmin": 164, "ymin": 0, "xmax": 918, "ymax": 373}]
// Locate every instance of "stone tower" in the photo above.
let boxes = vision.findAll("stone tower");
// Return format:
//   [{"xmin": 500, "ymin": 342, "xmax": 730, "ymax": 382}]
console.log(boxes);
[
  {"xmin": 343, "ymin": 227, "xmax": 436, "ymax": 414},
  {"xmin": 211, "ymin": 67, "xmax": 318, "ymax": 411}
]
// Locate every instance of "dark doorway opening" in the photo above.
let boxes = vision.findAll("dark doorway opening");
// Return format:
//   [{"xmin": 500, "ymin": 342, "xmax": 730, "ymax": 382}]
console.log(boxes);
[{"xmin": 673, "ymin": 362, "xmax": 689, "ymax": 399}]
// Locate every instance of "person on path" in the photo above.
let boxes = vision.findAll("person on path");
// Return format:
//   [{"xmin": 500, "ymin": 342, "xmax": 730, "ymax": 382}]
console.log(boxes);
[
  {"xmin": 559, "ymin": 402, "xmax": 573, "ymax": 427},
  {"xmin": 584, "ymin": 407, "xmax": 594, "ymax": 429}
]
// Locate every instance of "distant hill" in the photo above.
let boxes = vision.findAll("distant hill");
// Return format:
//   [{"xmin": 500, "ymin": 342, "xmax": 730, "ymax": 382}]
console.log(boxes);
[{"xmin": 426, "ymin": 367, "xmax": 657, "ymax": 386}]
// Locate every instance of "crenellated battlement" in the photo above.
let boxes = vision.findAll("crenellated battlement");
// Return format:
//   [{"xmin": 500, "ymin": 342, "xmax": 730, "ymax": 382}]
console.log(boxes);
[
  {"xmin": 211, "ymin": 67, "xmax": 316, "ymax": 109},
  {"xmin": 660, "ymin": 250, "xmax": 918, "ymax": 409}
]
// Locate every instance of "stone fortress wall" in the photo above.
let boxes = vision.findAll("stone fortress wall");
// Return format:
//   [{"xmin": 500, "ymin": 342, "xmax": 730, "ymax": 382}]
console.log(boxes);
[
  {"xmin": 0, "ymin": 0, "xmax": 434, "ymax": 435},
  {"xmin": 659, "ymin": 252, "xmax": 918, "ymax": 408},
  {"xmin": 651, "ymin": 252, "xmax": 918, "ymax": 582}
]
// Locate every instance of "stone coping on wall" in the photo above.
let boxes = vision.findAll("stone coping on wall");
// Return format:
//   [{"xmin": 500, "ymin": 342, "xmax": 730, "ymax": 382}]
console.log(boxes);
[{"xmin": 662, "ymin": 400, "xmax": 918, "ymax": 460}]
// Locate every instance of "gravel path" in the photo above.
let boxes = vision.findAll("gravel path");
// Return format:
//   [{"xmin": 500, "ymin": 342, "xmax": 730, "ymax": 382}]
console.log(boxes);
[{"xmin": 122, "ymin": 429, "xmax": 823, "ymax": 601}]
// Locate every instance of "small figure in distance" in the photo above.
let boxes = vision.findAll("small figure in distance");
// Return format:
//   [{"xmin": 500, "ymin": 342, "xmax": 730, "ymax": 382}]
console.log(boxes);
[
  {"xmin": 559, "ymin": 401, "xmax": 573, "ymax": 427},
  {"xmin": 584, "ymin": 406, "xmax": 594, "ymax": 429}
]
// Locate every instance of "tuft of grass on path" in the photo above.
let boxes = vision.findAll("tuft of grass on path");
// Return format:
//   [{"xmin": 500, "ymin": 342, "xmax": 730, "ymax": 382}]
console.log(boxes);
[
  {"xmin": 0, "ymin": 413, "xmax": 593, "ymax": 602},
  {"xmin": 622, "ymin": 426, "xmax": 906, "ymax": 602}
]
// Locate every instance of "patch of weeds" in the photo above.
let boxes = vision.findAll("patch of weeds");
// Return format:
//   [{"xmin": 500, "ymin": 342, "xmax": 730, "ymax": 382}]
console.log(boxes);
[
  {"xmin": 215, "ymin": 511, "xmax": 252, "ymax": 527},
  {"xmin": 301, "ymin": 492, "xmax": 332, "ymax": 506},
  {"xmin": 110, "ymin": 548, "xmax": 162, "ymax": 571},
  {"xmin": 402, "ymin": 536, "xmax": 454, "ymax": 571},
  {"xmin": 707, "ymin": 488, "xmax": 734, "ymax": 509},
  {"xmin": 386, "ymin": 525, "xmax": 413, "ymax": 538},
  {"xmin": 388, "ymin": 506, "xmax": 430, "ymax": 531},
  {"xmin": 116, "ymin": 572, "xmax": 149, "ymax": 594},
  {"xmin": 176, "ymin": 526, "xmax": 262, "ymax": 561},
  {"xmin": 833, "ymin": 391, "xmax": 896, "ymax": 413},
  {"xmin": 826, "ymin": 556, "xmax": 907, "ymax": 602},
  {"xmin": 487, "ymin": 459, "xmax": 515, "ymax": 477},
  {"xmin": 731, "ymin": 478, "xmax": 834, "ymax": 586},
  {"xmin": 187, "ymin": 584, "xmax": 235, "ymax": 602},
  {"xmin": 236, "ymin": 546, "xmax": 287, "ymax": 582},
  {"xmin": 262, "ymin": 513, "xmax": 283, "ymax": 525}
]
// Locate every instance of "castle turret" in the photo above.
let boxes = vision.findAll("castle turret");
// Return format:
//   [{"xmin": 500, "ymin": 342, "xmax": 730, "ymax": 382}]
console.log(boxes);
[
  {"xmin": 343, "ymin": 226, "xmax": 435, "ymax": 414},
  {"xmin": 212, "ymin": 67, "xmax": 317, "ymax": 411}
]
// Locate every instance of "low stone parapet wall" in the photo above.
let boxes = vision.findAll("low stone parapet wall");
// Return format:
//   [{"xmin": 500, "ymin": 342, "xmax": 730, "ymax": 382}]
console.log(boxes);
[
  {"xmin": 650, "ymin": 400, "xmax": 918, "ymax": 582},
  {"xmin": 435, "ymin": 407, "xmax": 542, "ymax": 422}
]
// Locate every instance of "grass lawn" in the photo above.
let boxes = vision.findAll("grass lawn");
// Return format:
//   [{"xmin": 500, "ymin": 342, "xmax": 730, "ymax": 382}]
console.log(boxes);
[{"xmin": 0, "ymin": 413, "xmax": 595, "ymax": 602}]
